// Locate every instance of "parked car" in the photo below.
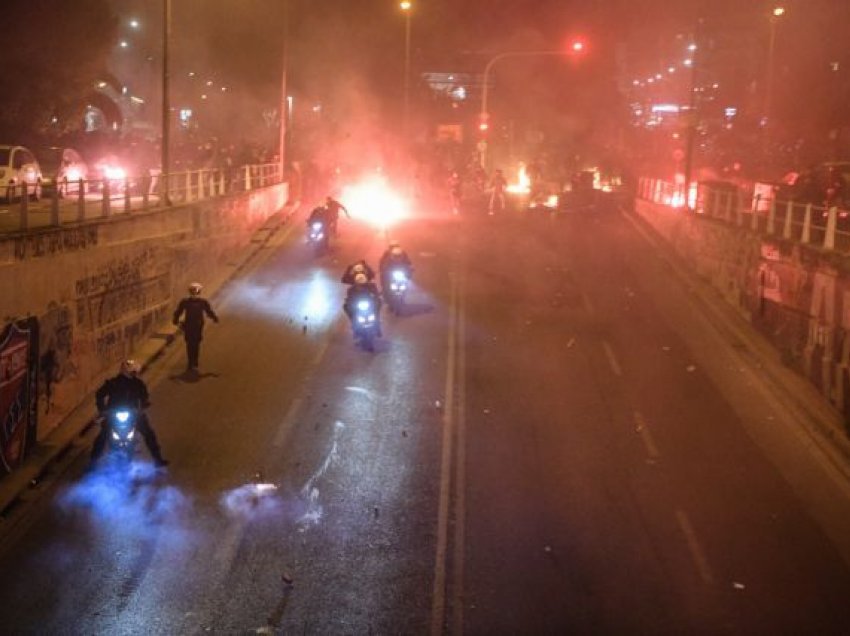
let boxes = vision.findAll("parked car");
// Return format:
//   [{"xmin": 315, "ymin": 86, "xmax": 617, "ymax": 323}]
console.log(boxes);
[
  {"xmin": 0, "ymin": 145, "xmax": 42, "ymax": 202},
  {"xmin": 38, "ymin": 147, "xmax": 89, "ymax": 197}
]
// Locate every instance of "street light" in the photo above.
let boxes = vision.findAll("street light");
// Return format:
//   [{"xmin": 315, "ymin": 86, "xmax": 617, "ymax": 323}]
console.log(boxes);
[
  {"xmin": 478, "ymin": 49, "xmax": 576, "ymax": 169},
  {"xmin": 400, "ymin": 1, "xmax": 412, "ymax": 136},
  {"xmin": 764, "ymin": 6, "xmax": 785, "ymax": 157},
  {"xmin": 279, "ymin": 0, "xmax": 290, "ymax": 183},
  {"xmin": 161, "ymin": 0, "xmax": 171, "ymax": 204}
]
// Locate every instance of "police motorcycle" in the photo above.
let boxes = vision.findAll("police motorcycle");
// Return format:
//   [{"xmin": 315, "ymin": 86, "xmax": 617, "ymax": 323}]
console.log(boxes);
[
  {"xmin": 351, "ymin": 296, "xmax": 380, "ymax": 351},
  {"xmin": 103, "ymin": 407, "xmax": 140, "ymax": 462},
  {"xmin": 383, "ymin": 267, "xmax": 410, "ymax": 314},
  {"xmin": 308, "ymin": 219, "xmax": 329, "ymax": 255}
]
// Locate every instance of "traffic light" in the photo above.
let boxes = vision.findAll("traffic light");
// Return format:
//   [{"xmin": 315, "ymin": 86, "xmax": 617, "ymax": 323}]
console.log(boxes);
[{"xmin": 569, "ymin": 39, "xmax": 586, "ymax": 54}]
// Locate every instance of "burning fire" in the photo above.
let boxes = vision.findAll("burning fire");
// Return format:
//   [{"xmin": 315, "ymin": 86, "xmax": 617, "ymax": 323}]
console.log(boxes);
[
  {"xmin": 506, "ymin": 163, "xmax": 531, "ymax": 194},
  {"xmin": 339, "ymin": 175, "xmax": 411, "ymax": 229}
]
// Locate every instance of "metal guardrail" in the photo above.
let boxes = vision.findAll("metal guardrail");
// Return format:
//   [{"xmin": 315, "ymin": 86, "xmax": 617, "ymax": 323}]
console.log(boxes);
[
  {"xmin": 0, "ymin": 162, "xmax": 283, "ymax": 234},
  {"xmin": 637, "ymin": 177, "xmax": 850, "ymax": 253}
]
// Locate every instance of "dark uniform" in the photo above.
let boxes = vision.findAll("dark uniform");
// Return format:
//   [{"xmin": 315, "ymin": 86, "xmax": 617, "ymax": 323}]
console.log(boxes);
[
  {"xmin": 173, "ymin": 295, "xmax": 219, "ymax": 370},
  {"xmin": 308, "ymin": 206, "xmax": 330, "ymax": 227},
  {"xmin": 325, "ymin": 197, "xmax": 350, "ymax": 236},
  {"xmin": 378, "ymin": 248, "xmax": 414, "ymax": 293},
  {"xmin": 91, "ymin": 372, "xmax": 166, "ymax": 465},
  {"xmin": 341, "ymin": 260, "xmax": 377, "ymax": 284}
]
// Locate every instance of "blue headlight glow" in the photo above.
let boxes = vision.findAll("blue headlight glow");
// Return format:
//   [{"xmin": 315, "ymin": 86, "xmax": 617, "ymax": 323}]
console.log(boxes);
[{"xmin": 116, "ymin": 410, "xmax": 130, "ymax": 423}]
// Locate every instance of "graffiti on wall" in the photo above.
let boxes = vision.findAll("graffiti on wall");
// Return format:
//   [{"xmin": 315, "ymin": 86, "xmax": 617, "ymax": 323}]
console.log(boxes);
[
  {"xmin": 14, "ymin": 226, "xmax": 98, "ymax": 260},
  {"xmin": 38, "ymin": 302, "xmax": 76, "ymax": 413},
  {"xmin": 75, "ymin": 247, "xmax": 171, "ymax": 331}
]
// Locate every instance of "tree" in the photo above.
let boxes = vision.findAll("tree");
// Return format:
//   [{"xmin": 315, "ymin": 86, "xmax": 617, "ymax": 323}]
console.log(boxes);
[{"xmin": 0, "ymin": 0, "xmax": 117, "ymax": 145}]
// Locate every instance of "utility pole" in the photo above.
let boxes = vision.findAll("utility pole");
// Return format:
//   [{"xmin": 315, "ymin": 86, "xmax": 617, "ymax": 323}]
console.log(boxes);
[
  {"xmin": 279, "ymin": 0, "xmax": 289, "ymax": 183},
  {"xmin": 682, "ymin": 18, "xmax": 703, "ymax": 211},
  {"xmin": 161, "ymin": 0, "xmax": 171, "ymax": 204}
]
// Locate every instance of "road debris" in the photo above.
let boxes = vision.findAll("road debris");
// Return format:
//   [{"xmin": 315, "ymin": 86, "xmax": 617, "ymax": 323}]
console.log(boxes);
[
  {"xmin": 733, "ymin": 582, "xmax": 745, "ymax": 590},
  {"xmin": 686, "ymin": 365, "xmax": 697, "ymax": 373}
]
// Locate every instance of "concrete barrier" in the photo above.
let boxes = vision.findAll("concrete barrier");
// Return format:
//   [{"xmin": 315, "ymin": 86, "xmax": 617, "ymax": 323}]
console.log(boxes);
[
  {"xmin": 0, "ymin": 183, "xmax": 288, "ymax": 441},
  {"xmin": 634, "ymin": 198, "xmax": 850, "ymax": 429}
]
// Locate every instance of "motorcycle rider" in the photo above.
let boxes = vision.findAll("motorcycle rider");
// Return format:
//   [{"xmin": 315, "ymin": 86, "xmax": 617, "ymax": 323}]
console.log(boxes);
[
  {"xmin": 378, "ymin": 241, "xmax": 413, "ymax": 292},
  {"xmin": 91, "ymin": 359, "xmax": 168, "ymax": 467},
  {"xmin": 172, "ymin": 282, "xmax": 219, "ymax": 371},
  {"xmin": 324, "ymin": 195, "xmax": 351, "ymax": 237},
  {"xmin": 341, "ymin": 259, "xmax": 377, "ymax": 284},
  {"xmin": 307, "ymin": 204, "xmax": 330, "ymax": 229},
  {"xmin": 344, "ymin": 272, "xmax": 383, "ymax": 336}
]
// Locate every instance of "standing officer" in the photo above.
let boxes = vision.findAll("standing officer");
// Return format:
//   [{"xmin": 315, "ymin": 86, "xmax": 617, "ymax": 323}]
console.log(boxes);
[{"xmin": 172, "ymin": 282, "xmax": 219, "ymax": 371}]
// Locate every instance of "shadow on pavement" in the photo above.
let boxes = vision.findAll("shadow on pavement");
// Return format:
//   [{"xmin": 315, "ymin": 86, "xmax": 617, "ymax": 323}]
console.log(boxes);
[{"xmin": 169, "ymin": 370, "xmax": 221, "ymax": 383}]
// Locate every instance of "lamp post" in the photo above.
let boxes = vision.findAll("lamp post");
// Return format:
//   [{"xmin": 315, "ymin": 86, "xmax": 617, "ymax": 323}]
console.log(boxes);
[
  {"xmin": 763, "ymin": 6, "xmax": 785, "ymax": 159},
  {"xmin": 279, "ymin": 0, "xmax": 289, "ymax": 182},
  {"xmin": 682, "ymin": 20, "xmax": 704, "ymax": 211},
  {"xmin": 478, "ymin": 50, "xmax": 565, "ymax": 170},
  {"xmin": 161, "ymin": 0, "xmax": 171, "ymax": 204},
  {"xmin": 400, "ymin": 1, "xmax": 412, "ymax": 136}
]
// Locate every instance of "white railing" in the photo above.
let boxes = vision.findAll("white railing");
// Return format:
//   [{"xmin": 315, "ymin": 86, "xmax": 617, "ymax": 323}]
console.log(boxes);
[
  {"xmin": 637, "ymin": 177, "xmax": 850, "ymax": 252},
  {"xmin": 1, "ymin": 162, "xmax": 284, "ymax": 234}
]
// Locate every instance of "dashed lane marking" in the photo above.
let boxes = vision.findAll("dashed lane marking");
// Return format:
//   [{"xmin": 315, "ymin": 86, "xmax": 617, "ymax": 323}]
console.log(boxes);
[
  {"xmin": 676, "ymin": 509, "xmax": 715, "ymax": 585},
  {"xmin": 602, "ymin": 341, "xmax": 623, "ymax": 377}
]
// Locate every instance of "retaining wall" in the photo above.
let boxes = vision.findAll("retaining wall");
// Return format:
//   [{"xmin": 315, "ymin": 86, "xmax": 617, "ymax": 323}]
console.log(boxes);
[
  {"xmin": 635, "ymin": 198, "xmax": 850, "ymax": 430},
  {"xmin": 0, "ymin": 184, "xmax": 288, "ymax": 440}
]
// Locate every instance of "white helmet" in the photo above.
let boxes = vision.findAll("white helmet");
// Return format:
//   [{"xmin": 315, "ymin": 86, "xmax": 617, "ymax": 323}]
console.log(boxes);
[
  {"xmin": 354, "ymin": 273, "xmax": 368, "ymax": 285},
  {"xmin": 188, "ymin": 282, "xmax": 203, "ymax": 296},
  {"xmin": 120, "ymin": 359, "xmax": 140, "ymax": 376}
]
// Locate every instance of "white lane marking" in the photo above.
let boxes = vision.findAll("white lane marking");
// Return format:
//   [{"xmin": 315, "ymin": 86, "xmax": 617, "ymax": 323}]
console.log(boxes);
[
  {"xmin": 602, "ymin": 341, "xmax": 623, "ymax": 376},
  {"xmin": 581, "ymin": 291, "xmax": 595, "ymax": 316},
  {"xmin": 312, "ymin": 338, "xmax": 331, "ymax": 366},
  {"xmin": 431, "ymin": 276, "xmax": 459, "ymax": 636},
  {"xmin": 676, "ymin": 509, "xmax": 715, "ymax": 585},
  {"xmin": 452, "ymin": 275, "xmax": 468, "ymax": 636},
  {"xmin": 634, "ymin": 411, "xmax": 661, "ymax": 459},
  {"xmin": 273, "ymin": 396, "xmax": 304, "ymax": 448},
  {"xmin": 344, "ymin": 386, "xmax": 373, "ymax": 398}
]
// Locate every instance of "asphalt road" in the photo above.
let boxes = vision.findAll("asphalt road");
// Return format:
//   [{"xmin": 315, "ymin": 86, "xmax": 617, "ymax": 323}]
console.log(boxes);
[{"xmin": 1, "ymin": 195, "xmax": 850, "ymax": 634}]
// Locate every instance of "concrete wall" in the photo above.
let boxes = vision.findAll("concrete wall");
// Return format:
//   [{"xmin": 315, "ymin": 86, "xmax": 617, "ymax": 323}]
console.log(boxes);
[
  {"xmin": 634, "ymin": 198, "xmax": 850, "ymax": 429},
  {"xmin": 0, "ymin": 184, "xmax": 287, "ymax": 440}
]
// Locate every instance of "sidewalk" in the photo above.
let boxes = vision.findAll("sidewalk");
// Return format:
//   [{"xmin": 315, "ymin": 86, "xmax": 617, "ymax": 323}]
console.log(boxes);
[{"xmin": 0, "ymin": 200, "xmax": 301, "ymax": 518}]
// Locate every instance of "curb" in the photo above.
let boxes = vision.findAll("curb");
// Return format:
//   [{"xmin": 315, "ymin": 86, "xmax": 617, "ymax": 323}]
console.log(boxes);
[{"xmin": 0, "ymin": 199, "xmax": 302, "ymax": 519}]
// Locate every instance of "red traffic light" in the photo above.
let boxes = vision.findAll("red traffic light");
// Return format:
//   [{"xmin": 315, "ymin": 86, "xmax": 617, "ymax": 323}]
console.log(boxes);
[{"xmin": 570, "ymin": 40, "xmax": 585, "ymax": 53}]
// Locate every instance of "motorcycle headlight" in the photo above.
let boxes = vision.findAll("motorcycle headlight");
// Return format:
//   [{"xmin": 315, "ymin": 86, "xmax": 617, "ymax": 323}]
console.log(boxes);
[
  {"xmin": 392, "ymin": 270, "xmax": 407, "ymax": 282},
  {"xmin": 127, "ymin": 430, "xmax": 135, "ymax": 440},
  {"xmin": 357, "ymin": 299, "xmax": 371, "ymax": 311},
  {"xmin": 111, "ymin": 430, "xmax": 121, "ymax": 440},
  {"xmin": 312, "ymin": 222, "xmax": 323, "ymax": 230},
  {"xmin": 115, "ymin": 410, "xmax": 130, "ymax": 423},
  {"xmin": 357, "ymin": 316, "xmax": 366, "ymax": 324}
]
